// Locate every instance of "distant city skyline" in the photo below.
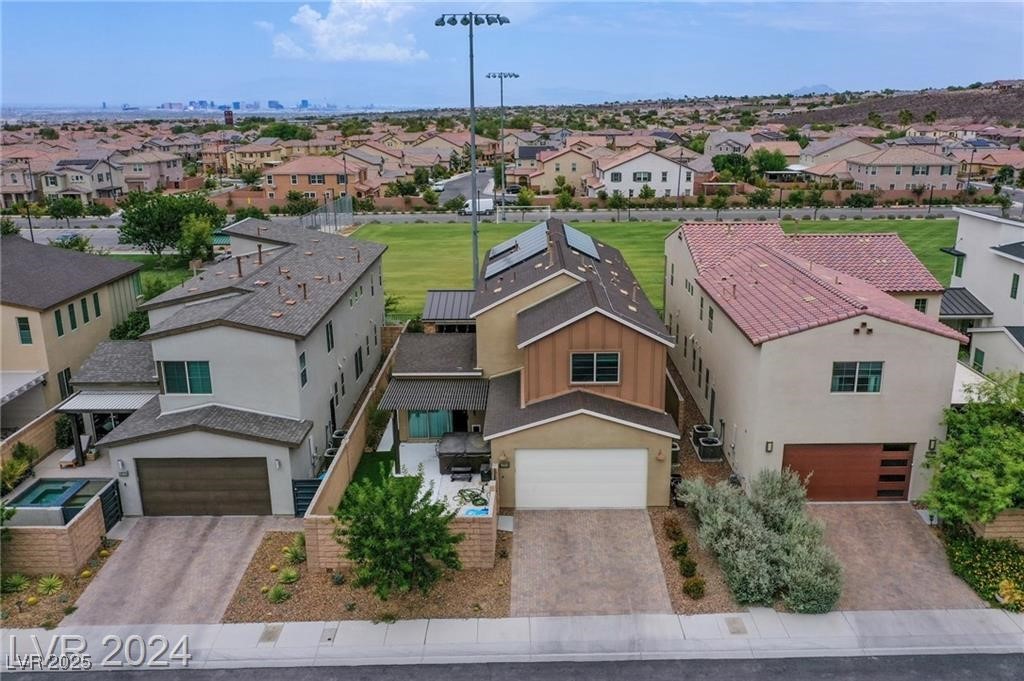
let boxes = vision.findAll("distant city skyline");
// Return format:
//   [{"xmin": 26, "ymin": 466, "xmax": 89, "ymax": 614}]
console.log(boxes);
[{"xmin": 2, "ymin": 1, "xmax": 1022, "ymax": 109}]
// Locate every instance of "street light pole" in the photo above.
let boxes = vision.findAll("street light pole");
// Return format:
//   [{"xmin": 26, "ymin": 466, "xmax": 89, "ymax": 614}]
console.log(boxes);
[
  {"xmin": 487, "ymin": 72, "xmax": 519, "ymax": 222},
  {"xmin": 24, "ymin": 158, "xmax": 35, "ymax": 242},
  {"xmin": 436, "ymin": 12, "xmax": 510, "ymax": 288}
]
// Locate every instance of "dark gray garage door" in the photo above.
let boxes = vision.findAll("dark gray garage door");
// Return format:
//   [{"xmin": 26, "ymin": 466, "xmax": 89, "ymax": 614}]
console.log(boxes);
[{"xmin": 137, "ymin": 458, "xmax": 272, "ymax": 516}]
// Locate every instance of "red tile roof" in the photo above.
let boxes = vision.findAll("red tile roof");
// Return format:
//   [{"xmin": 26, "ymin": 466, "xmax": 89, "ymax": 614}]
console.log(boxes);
[{"xmin": 696, "ymin": 244, "xmax": 967, "ymax": 345}]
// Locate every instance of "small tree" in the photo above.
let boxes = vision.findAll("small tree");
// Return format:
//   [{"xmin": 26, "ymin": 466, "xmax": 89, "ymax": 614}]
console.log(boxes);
[
  {"xmin": 442, "ymin": 194, "xmax": 467, "ymax": 212},
  {"xmin": 787, "ymin": 189, "xmax": 806, "ymax": 208},
  {"xmin": 421, "ymin": 187, "xmax": 439, "ymax": 208},
  {"xmin": 233, "ymin": 205, "xmax": 267, "ymax": 221},
  {"xmin": 710, "ymin": 188, "xmax": 730, "ymax": 219},
  {"xmin": 413, "ymin": 167, "xmax": 430, "ymax": 189},
  {"xmin": 239, "ymin": 168, "xmax": 263, "ymax": 188},
  {"xmin": 38, "ymin": 127, "xmax": 59, "ymax": 140},
  {"xmin": 555, "ymin": 190, "xmax": 577, "ymax": 210},
  {"xmin": 516, "ymin": 188, "xmax": 535, "ymax": 207},
  {"xmin": 1, "ymin": 217, "xmax": 19, "ymax": 235},
  {"xmin": 638, "ymin": 183, "xmax": 656, "ymax": 200},
  {"xmin": 806, "ymin": 188, "xmax": 825, "ymax": 218},
  {"xmin": 747, "ymin": 188, "xmax": 773, "ymax": 208},
  {"xmin": 283, "ymin": 190, "xmax": 318, "ymax": 215},
  {"xmin": 48, "ymin": 196, "xmax": 84, "ymax": 227},
  {"xmin": 607, "ymin": 190, "xmax": 627, "ymax": 219},
  {"xmin": 994, "ymin": 165, "xmax": 1015, "ymax": 186},
  {"xmin": 110, "ymin": 310, "xmax": 151, "ymax": 339},
  {"xmin": 178, "ymin": 214, "xmax": 214, "ymax": 262},
  {"xmin": 49, "ymin": 233, "xmax": 98, "ymax": 253},
  {"xmin": 492, "ymin": 161, "xmax": 504, "ymax": 190},
  {"xmin": 335, "ymin": 465, "xmax": 463, "ymax": 600}
]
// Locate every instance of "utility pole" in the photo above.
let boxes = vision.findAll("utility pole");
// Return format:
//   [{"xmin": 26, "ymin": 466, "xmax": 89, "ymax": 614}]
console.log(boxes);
[{"xmin": 487, "ymin": 72, "xmax": 519, "ymax": 222}]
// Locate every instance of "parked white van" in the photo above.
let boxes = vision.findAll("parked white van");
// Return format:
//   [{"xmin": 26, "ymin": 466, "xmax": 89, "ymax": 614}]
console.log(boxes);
[{"xmin": 459, "ymin": 198, "xmax": 495, "ymax": 215}]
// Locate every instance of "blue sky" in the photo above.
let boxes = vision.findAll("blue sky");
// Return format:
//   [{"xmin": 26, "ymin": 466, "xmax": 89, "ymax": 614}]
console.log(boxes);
[{"xmin": 3, "ymin": 1, "xmax": 1022, "ymax": 108}]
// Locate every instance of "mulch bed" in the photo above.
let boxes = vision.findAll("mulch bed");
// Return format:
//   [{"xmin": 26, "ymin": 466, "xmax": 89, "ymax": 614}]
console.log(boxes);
[
  {"xmin": 0, "ymin": 540, "xmax": 121, "ymax": 629},
  {"xmin": 649, "ymin": 507, "xmax": 741, "ymax": 614},
  {"xmin": 223, "ymin": 531, "xmax": 512, "ymax": 623}
]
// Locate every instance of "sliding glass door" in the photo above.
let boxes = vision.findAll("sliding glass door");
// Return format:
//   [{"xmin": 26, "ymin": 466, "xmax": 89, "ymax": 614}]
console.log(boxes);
[{"xmin": 408, "ymin": 410, "xmax": 452, "ymax": 439}]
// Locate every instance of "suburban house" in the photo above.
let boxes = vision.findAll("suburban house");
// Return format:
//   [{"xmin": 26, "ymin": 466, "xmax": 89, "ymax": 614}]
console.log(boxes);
[
  {"xmin": 0, "ymin": 160, "xmax": 39, "ymax": 208},
  {"xmin": 941, "ymin": 208, "xmax": 1024, "ymax": 376},
  {"xmin": 524, "ymin": 147, "xmax": 600, "ymax": 194},
  {"xmin": 798, "ymin": 137, "xmax": 878, "ymax": 167},
  {"xmin": 584, "ymin": 148, "xmax": 695, "ymax": 198},
  {"xmin": 0, "ymin": 236, "xmax": 142, "ymax": 436},
  {"xmin": 118, "ymin": 151, "xmax": 184, "ymax": 192},
  {"xmin": 95, "ymin": 219, "xmax": 387, "ymax": 516},
  {"xmin": 845, "ymin": 148, "xmax": 956, "ymax": 191},
  {"xmin": 380, "ymin": 219, "xmax": 680, "ymax": 509},
  {"xmin": 263, "ymin": 155, "xmax": 376, "ymax": 201},
  {"xmin": 705, "ymin": 131, "xmax": 752, "ymax": 156},
  {"xmin": 663, "ymin": 221, "xmax": 965, "ymax": 501},
  {"xmin": 40, "ymin": 158, "xmax": 124, "ymax": 204},
  {"xmin": 225, "ymin": 142, "xmax": 285, "ymax": 172}
]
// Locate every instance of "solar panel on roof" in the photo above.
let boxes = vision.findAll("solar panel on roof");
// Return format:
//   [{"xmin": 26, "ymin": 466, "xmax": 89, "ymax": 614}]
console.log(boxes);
[
  {"xmin": 484, "ymin": 222, "xmax": 549, "ymax": 279},
  {"xmin": 563, "ymin": 223, "xmax": 599, "ymax": 260}
]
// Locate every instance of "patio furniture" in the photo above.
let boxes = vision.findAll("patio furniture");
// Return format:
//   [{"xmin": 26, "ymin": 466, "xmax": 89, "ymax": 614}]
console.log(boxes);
[
  {"xmin": 58, "ymin": 451, "xmax": 78, "ymax": 469},
  {"xmin": 436, "ymin": 432, "xmax": 491, "ymax": 474}
]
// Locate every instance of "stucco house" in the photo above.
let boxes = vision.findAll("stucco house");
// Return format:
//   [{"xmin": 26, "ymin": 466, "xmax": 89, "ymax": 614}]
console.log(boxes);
[
  {"xmin": 663, "ymin": 221, "xmax": 965, "ymax": 501},
  {"xmin": 584, "ymin": 148, "xmax": 695, "ymax": 199},
  {"xmin": 380, "ymin": 219, "xmax": 679, "ymax": 509},
  {"xmin": 798, "ymin": 137, "xmax": 878, "ymax": 167},
  {"xmin": 940, "ymin": 208, "xmax": 1024, "ymax": 376},
  {"xmin": 40, "ymin": 158, "xmax": 125, "ymax": 204},
  {"xmin": 0, "ymin": 236, "xmax": 142, "ymax": 436},
  {"xmin": 96, "ymin": 220, "xmax": 387, "ymax": 516},
  {"xmin": 118, "ymin": 151, "xmax": 184, "ymax": 192},
  {"xmin": 846, "ymin": 148, "xmax": 956, "ymax": 191}
]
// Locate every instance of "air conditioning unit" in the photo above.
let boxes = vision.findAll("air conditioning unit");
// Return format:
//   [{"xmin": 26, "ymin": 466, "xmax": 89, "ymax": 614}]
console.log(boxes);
[
  {"xmin": 697, "ymin": 437, "xmax": 724, "ymax": 462},
  {"xmin": 691, "ymin": 424, "xmax": 715, "ymax": 449}
]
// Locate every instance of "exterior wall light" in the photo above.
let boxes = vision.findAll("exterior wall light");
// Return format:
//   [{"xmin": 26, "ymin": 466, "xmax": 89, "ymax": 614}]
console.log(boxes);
[{"xmin": 765, "ymin": 441, "xmax": 774, "ymax": 453}]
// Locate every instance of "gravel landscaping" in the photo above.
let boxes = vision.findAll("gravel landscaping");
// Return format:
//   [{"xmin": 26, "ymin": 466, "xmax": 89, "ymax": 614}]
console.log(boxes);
[
  {"xmin": 649, "ymin": 508, "xmax": 740, "ymax": 614},
  {"xmin": 223, "ymin": 531, "xmax": 512, "ymax": 623},
  {"xmin": 0, "ymin": 540, "xmax": 120, "ymax": 629}
]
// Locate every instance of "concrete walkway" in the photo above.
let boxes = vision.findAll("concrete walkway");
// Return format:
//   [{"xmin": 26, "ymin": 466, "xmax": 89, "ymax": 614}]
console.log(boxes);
[{"xmin": 5, "ymin": 608, "xmax": 1020, "ymax": 670}]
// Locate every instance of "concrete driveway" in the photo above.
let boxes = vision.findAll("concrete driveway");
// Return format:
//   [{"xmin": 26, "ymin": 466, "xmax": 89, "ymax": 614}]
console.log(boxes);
[
  {"xmin": 809, "ymin": 503, "xmax": 984, "ymax": 611},
  {"xmin": 511, "ymin": 510, "xmax": 672, "ymax": 617},
  {"xmin": 67, "ymin": 516, "xmax": 301, "ymax": 625}
]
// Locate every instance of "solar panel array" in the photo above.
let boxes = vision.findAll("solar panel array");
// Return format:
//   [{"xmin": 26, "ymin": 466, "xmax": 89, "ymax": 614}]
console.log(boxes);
[
  {"xmin": 563, "ymin": 222, "xmax": 600, "ymax": 260},
  {"xmin": 484, "ymin": 222, "xmax": 550, "ymax": 279}
]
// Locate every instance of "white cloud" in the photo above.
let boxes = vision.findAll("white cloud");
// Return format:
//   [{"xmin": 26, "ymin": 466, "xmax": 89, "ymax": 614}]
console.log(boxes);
[
  {"xmin": 254, "ymin": 20, "xmax": 275, "ymax": 33},
  {"xmin": 269, "ymin": 0, "xmax": 427, "ymax": 63}
]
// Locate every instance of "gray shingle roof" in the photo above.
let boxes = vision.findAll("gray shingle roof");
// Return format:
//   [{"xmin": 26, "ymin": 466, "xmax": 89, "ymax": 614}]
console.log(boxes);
[
  {"xmin": 100, "ymin": 398, "xmax": 313, "ymax": 448},
  {"xmin": 940, "ymin": 288, "xmax": 994, "ymax": 318},
  {"xmin": 75, "ymin": 341, "xmax": 158, "ymax": 386},
  {"xmin": 483, "ymin": 372, "xmax": 679, "ymax": 439},
  {"xmin": 141, "ymin": 221, "xmax": 386, "ymax": 340},
  {"xmin": 422, "ymin": 290, "xmax": 475, "ymax": 321},
  {"xmin": 0, "ymin": 235, "xmax": 141, "ymax": 310},
  {"xmin": 393, "ymin": 333, "xmax": 478, "ymax": 374},
  {"xmin": 1006, "ymin": 326, "xmax": 1024, "ymax": 347},
  {"xmin": 992, "ymin": 241, "xmax": 1024, "ymax": 260},
  {"xmin": 378, "ymin": 378, "xmax": 489, "ymax": 411},
  {"xmin": 517, "ymin": 281, "xmax": 595, "ymax": 346}
]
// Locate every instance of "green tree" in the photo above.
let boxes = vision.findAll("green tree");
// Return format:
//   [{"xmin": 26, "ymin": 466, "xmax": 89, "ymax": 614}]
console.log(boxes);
[
  {"xmin": 922, "ymin": 374, "xmax": 1024, "ymax": 524},
  {"xmin": 283, "ymin": 190, "xmax": 318, "ymax": 215},
  {"xmin": 385, "ymin": 180, "xmax": 419, "ymax": 197},
  {"xmin": 898, "ymin": 109, "xmax": 914, "ymax": 126},
  {"xmin": 555, "ymin": 190, "xmax": 578, "ymax": 210},
  {"xmin": 638, "ymin": 183, "xmax": 656, "ymax": 200},
  {"xmin": 923, "ymin": 111, "xmax": 938, "ymax": 124},
  {"xmin": 746, "ymin": 187, "xmax": 773, "ymax": 208},
  {"xmin": 233, "ymin": 205, "xmax": 267, "ymax": 221},
  {"xmin": 686, "ymin": 134, "xmax": 707, "ymax": 154},
  {"xmin": 1, "ymin": 501, "xmax": 15, "ymax": 543},
  {"xmin": 738, "ymin": 111, "xmax": 757, "ymax": 128},
  {"xmin": 335, "ymin": 465, "xmax": 463, "ymax": 600},
  {"xmin": 47, "ymin": 196, "xmax": 84, "ymax": 226},
  {"xmin": 712, "ymin": 153, "xmax": 752, "ymax": 182},
  {"xmin": 607, "ymin": 190, "xmax": 627, "ymax": 220},
  {"xmin": 994, "ymin": 165, "xmax": 1016, "ymax": 186},
  {"xmin": 109, "ymin": 309, "xmax": 151, "ymax": 339},
  {"xmin": 442, "ymin": 194, "xmax": 466, "ymax": 212},
  {"xmin": 844, "ymin": 192, "xmax": 876, "ymax": 209},
  {"xmin": 493, "ymin": 161, "xmax": 505, "ymax": 189},
  {"xmin": 516, "ymin": 188, "xmax": 535, "ymax": 207},
  {"xmin": 866, "ymin": 112, "xmax": 885, "ymax": 129},
  {"xmin": 38, "ymin": 127, "xmax": 59, "ymax": 140},
  {"xmin": 259, "ymin": 121, "xmax": 313, "ymax": 141},
  {"xmin": 178, "ymin": 214, "xmax": 213, "ymax": 262},
  {"xmin": 118, "ymin": 191, "xmax": 226, "ymax": 256},
  {"xmin": 710, "ymin": 188, "xmax": 730, "ymax": 219},
  {"xmin": 239, "ymin": 168, "xmax": 263, "ymax": 188},
  {"xmin": 787, "ymin": 189, "xmax": 806, "ymax": 207},
  {"xmin": 806, "ymin": 188, "xmax": 826, "ymax": 218},
  {"xmin": 750, "ymin": 148, "xmax": 788, "ymax": 175},
  {"xmin": 49, "ymin": 233, "xmax": 98, "ymax": 253},
  {"xmin": 413, "ymin": 167, "xmax": 430, "ymax": 189},
  {"xmin": 85, "ymin": 201, "xmax": 112, "ymax": 217},
  {"xmin": 910, "ymin": 184, "xmax": 927, "ymax": 204},
  {"xmin": 0, "ymin": 217, "xmax": 18, "ymax": 236},
  {"xmin": 421, "ymin": 187, "xmax": 439, "ymax": 207}
]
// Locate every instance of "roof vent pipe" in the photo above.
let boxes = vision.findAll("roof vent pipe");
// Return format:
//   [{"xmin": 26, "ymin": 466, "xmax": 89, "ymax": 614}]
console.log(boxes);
[
  {"xmin": 257, "ymin": 244, "xmax": 263, "ymax": 265},
  {"xmin": 302, "ymin": 282, "xmax": 308, "ymax": 300},
  {"xmin": 631, "ymin": 283, "xmax": 638, "ymax": 303},
  {"xmin": 236, "ymin": 256, "xmax": 242, "ymax": 277}
]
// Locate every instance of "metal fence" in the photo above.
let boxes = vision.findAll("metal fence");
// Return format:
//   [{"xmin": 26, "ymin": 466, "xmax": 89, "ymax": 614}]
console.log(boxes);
[{"xmin": 296, "ymin": 195, "xmax": 354, "ymax": 232}]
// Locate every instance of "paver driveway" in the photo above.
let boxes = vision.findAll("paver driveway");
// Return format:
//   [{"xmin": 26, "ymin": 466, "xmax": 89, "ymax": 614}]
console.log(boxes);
[
  {"xmin": 809, "ymin": 503, "xmax": 983, "ymax": 611},
  {"xmin": 511, "ymin": 510, "xmax": 672, "ymax": 617},
  {"xmin": 67, "ymin": 516, "xmax": 301, "ymax": 625}
]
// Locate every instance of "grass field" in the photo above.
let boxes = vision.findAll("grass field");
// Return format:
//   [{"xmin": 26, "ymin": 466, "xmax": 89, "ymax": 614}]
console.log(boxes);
[
  {"xmin": 110, "ymin": 254, "xmax": 192, "ymax": 296},
  {"xmin": 356, "ymin": 218, "xmax": 958, "ymax": 317}
]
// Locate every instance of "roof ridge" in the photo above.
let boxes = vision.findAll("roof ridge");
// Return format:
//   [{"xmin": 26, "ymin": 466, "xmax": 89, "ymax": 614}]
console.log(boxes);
[{"xmin": 754, "ymin": 245, "xmax": 869, "ymax": 311}]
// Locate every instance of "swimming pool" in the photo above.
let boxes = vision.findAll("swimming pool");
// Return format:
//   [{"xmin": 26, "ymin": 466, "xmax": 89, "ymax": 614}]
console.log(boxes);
[{"xmin": 9, "ymin": 479, "xmax": 88, "ymax": 507}]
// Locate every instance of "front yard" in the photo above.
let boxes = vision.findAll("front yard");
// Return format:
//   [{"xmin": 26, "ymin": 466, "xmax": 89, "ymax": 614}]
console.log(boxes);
[
  {"xmin": 649, "ymin": 508, "xmax": 740, "ymax": 614},
  {"xmin": 223, "ymin": 530, "xmax": 511, "ymax": 623}
]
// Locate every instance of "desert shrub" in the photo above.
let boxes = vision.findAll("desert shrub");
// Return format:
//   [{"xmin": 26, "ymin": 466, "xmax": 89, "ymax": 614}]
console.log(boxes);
[
  {"xmin": 36, "ymin": 575, "xmax": 64, "ymax": 596},
  {"xmin": 1, "ymin": 573, "xmax": 29, "ymax": 593},
  {"xmin": 11, "ymin": 442, "xmax": 39, "ymax": 462},
  {"xmin": 277, "ymin": 568, "xmax": 299, "ymax": 584},
  {"xmin": 282, "ymin": 533, "xmax": 306, "ymax": 565},
  {"xmin": 670, "ymin": 539, "xmax": 689, "ymax": 559},
  {"xmin": 663, "ymin": 513, "xmax": 684, "ymax": 541},
  {"xmin": 1, "ymin": 459, "xmax": 32, "ymax": 495},
  {"xmin": 749, "ymin": 468, "xmax": 808, "ymax": 534},
  {"xmin": 682, "ymin": 576, "xmax": 706, "ymax": 599},
  {"xmin": 782, "ymin": 541, "xmax": 843, "ymax": 614},
  {"xmin": 944, "ymin": 527, "xmax": 1024, "ymax": 611},
  {"xmin": 266, "ymin": 585, "xmax": 291, "ymax": 603},
  {"xmin": 678, "ymin": 557, "xmax": 698, "ymax": 578}
]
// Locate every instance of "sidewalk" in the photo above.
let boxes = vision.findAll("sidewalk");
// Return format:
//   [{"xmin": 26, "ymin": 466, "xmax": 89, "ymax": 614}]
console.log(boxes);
[{"xmin": 3, "ymin": 608, "xmax": 1022, "ymax": 670}]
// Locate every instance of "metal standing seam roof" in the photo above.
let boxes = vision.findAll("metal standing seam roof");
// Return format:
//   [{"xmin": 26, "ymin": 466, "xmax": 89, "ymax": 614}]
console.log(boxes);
[
  {"xmin": 939, "ymin": 288, "xmax": 994, "ymax": 318},
  {"xmin": 59, "ymin": 392, "xmax": 158, "ymax": 413},
  {"xmin": 1005, "ymin": 326, "xmax": 1024, "ymax": 348},
  {"xmin": 422, "ymin": 290, "xmax": 476, "ymax": 321},
  {"xmin": 378, "ymin": 378, "xmax": 489, "ymax": 412},
  {"xmin": 991, "ymin": 242, "xmax": 1024, "ymax": 261},
  {"xmin": 1, "ymin": 371, "xmax": 46, "ymax": 404}
]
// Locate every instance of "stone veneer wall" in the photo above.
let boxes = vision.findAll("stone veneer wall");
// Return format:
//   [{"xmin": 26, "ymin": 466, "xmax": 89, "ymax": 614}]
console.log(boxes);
[
  {"xmin": 973, "ymin": 509, "xmax": 1024, "ymax": 545},
  {"xmin": 2, "ymin": 499, "xmax": 105, "ymax": 575}
]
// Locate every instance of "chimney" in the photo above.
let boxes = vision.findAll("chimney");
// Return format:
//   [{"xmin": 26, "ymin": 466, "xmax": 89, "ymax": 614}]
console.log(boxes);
[
  {"xmin": 236, "ymin": 256, "xmax": 242, "ymax": 277},
  {"xmin": 257, "ymin": 244, "xmax": 263, "ymax": 265}
]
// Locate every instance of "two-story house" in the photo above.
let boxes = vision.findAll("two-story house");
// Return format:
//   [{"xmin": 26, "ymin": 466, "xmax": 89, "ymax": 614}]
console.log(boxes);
[
  {"xmin": 798, "ymin": 137, "xmax": 878, "ymax": 168},
  {"xmin": 0, "ymin": 236, "xmax": 142, "ymax": 435},
  {"xmin": 40, "ymin": 158, "xmax": 125, "ymax": 204},
  {"xmin": 663, "ymin": 221, "xmax": 965, "ymax": 501},
  {"xmin": 846, "ymin": 148, "xmax": 956, "ymax": 191},
  {"xmin": 940, "ymin": 208, "xmax": 1024, "ymax": 376},
  {"xmin": 97, "ymin": 219, "xmax": 387, "ymax": 516},
  {"xmin": 585, "ymin": 148, "xmax": 695, "ymax": 199},
  {"xmin": 264, "ymin": 155, "xmax": 375, "ymax": 202},
  {"xmin": 225, "ymin": 142, "xmax": 285, "ymax": 173},
  {"xmin": 380, "ymin": 219, "xmax": 679, "ymax": 509},
  {"xmin": 0, "ymin": 160, "xmax": 39, "ymax": 208},
  {"xmin": 118, "ymin": 151, "xmax": 184, "ymax": 192}
]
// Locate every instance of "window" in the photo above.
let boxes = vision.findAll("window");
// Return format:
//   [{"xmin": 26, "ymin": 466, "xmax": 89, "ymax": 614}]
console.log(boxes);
[
  {"xmin": 326, "ymin": 321, "xmax": 335, "ymax": 352},
  {"xmin": 894, "ymin": 165, "xmax": 902, "ymax": 175},
  {"xmin": 162, "ymin": 361, "xmax": 212, "ymax": 394},
  {"xmin": 691, "ymin": 347, "xmax": 697, "ymax": 371},
  {"xmin": 80, "ymin": 298, "xmax": 89, "ymax": 324},
  {"xmin": 954, "ymin": 255, "xmax": 965, "ymax": 277},
  {"xmin": 830, "ymin": 361, "xmax": 883, "ymax": 393},
  {"xmin": 303, "ymin": 192, "xmax": 315, "ymax": 199},
  {"xmin": 570, "ymin": 162, "xmax": 577, "ymax": 172},
  {"xmin": 54, "ymin": 309, "xmax": 64, "ymax": 337},
  {"xmin": 68, "ymin": 303, "xmax": 78, "ymax": 331},
  {"xmin": 365, "ymin": 334, "xmax": 370, "ymax": 356},
  {"xmin": 309, "ymin": 174, "xmax": 325, "ymax": 185},
  {"xmin": 340, "ymin": 369, "xmax": 346, "ymax": 396},
  {"xmin": 265, "ymin": 175, "xmax": 274, "ymax": 185},
  {"xmin": 670, "ymin": 263, "xmax": 675, "ymax": 286},
  {"xmin": 661, "ymin": 171, "xmax": 669, "ymax": 182},
  {"xmin": 632, "ymin": 171, "xmax": 651, "ymax": 182},
  {"xmin": 911, "ymin": 165, "xmax": 929, "ymax": 176},
  {"xmin": 704, "ymin": 369, "xmax": 710, "ymax": 398},
  {"xmin": 570, "ymin": 352, "xmax": 620, "ymax": 383},
  {"xmin": 16, "ymin": 317, "xmax": 32, "ymax": 344},
  {"xmin": 337, "ymin": 174, "xmax": 348, "ymax": 185},
  {"xmin": 940, "ymin": 165, "xmax": 953, "ymax": 176},
  {"xmin": 92, "ymin": 292, "xmax": 101, "ymax": 317},
  {"xmin": 699, "ymin": 296, "xmax": 704, "ymax": 320},
  {"xmin": 972, "ymin": 348, "xmax": 985, "ymax": 372},
  {"xmin": 698, "ymin": 358, "xmax": 703, "ymax": 386},
  {"xmin": 554, "ymin": 163, "xmax": 561, "ymax": 172},
  {"xmin": 58, "ymin": 368, "xmax": 73, "ymax": 400},
  {"xmin": 914, "ymin": 298, "xmax": 928, "ymax": 313},
  {"xmin": 333, "ymin": 382, "xmax": 340, "ymax": 407},
  {"xmin": 354, "ymin": 347, "xmax": 364, "ymax": 379},
  {"xmin": 408, "ymin": 410, "xmax": 452, "ymax": 439},
  {"xmin": 290, "ymin": 175, "xmax": 298, "ymax": 185},
  {"xmin": 683, "ymin": 335, "xmax": 688, "ymax": 357},
  {"xmin": 610, "ymin": 172, "xmax": 622, "ymax": 182},
  {"xmin": 708, "ymin": 307, "xmax": 714, "ymax": 332},
  {"xmin": 299, "ymin": 352, "xmax": 308, "ymax": 386},
  {"xmin": 1012, "ymin": 273, "xmax": 1020, "ymax": 300},
  {"xmin": 45, "ymin": 175, "xmax": 58, "ymax": 187}
]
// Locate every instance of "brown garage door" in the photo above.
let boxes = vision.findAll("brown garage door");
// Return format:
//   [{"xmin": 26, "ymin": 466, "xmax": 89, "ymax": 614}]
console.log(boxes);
[
  {"xmin": 782, "ymin": 444, "xmax": 912, "ymax": 501},
  {"xmin": 137, "ymin": 458, "xmax": 272, "ymax": 516}
]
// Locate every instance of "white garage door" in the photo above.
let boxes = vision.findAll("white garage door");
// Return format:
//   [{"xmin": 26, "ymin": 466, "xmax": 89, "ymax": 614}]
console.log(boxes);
[{"xmin": 515, "ymin": 448, "xmax": 648, "ymax": 509}]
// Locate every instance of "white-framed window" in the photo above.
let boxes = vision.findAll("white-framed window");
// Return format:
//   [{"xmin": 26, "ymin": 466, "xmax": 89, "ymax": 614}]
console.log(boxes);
[
  {"xmin": 661, "ymin": 171, "xmax": 669, "ymax": 182},
  {"xmin": 303, "ymin": 192, "xmax": 315, "ymax": 199},
  {"xmin": 309, "ymin": 174, "xmax": 325, "ymax": 184},
  {"xmin": 570, "ymin": 162, "xmax": 577, "ymax": 172},
  {"xmin": 290, "ymin": 174, "xmax": 298, "ymax": 185},
  {"xmin": 633, "ymin": 171, "xmax": 651, "ymax": 182},
  {"xmin": 940, "ymin": 165, "xmax": 953, "ymax": 176},
  {"xmin": 894, "ymin": 165, "xmax": 902, "ymax": 175},
  {"xmin": 554, "ymin": 163, "xmax": 561, "ymax": 172},
  {"xmin": 830, "ymin": 361, "xmax": 883, "ymax": 393},
  {"xmin": 298, "ymin": 352, "xmax": 308, "ymax": 387},
  {"xmin": 265, "ymin": 175, "xmax": 274, "ymax": 185},
  {"xmin": 911, "ymin": 165, "xmax": 929, "ymax": 176},
  {"xmin": 570, "ymin": 352, "xmax": 620, "ymax": 383},
  {"xmin": 610, "ymin": 172, "xmax": 622, "ymax": 182},
  {"xmin": 914, "ymin": 298, "xmax": 928, "ymax": 313}
]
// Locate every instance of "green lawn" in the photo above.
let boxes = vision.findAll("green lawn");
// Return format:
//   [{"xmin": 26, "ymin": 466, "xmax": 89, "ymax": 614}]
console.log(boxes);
[
  {"xmin": 110, "ymin": 254, "xmax": 192, "ymax": 296},
  {"xmin": 356, "ymin": 218, "xmax": 958, "ymax": 317}
]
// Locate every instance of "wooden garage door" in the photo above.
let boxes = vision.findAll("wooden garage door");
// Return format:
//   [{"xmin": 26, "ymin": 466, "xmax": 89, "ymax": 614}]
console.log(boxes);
[
  {"xmin": 782, "ymin": 444, "xmax": 912, "ymax": 501},
  {"xmin": 137, "ymin": 458, "xmax": 272, "ymax": 516}
]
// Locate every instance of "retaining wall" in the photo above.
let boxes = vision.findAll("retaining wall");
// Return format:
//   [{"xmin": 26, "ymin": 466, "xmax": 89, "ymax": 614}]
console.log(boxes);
[{"xmin": 2, "ymin": 496, "xmax": 106, "ymax": 575}]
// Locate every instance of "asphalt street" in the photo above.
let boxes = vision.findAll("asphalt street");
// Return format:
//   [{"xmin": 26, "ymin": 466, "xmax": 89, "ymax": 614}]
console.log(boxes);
[
  {"xmin": 437, "ymin": 168, "xmax": 495, "ymax": 204},
  {"xmin": 4, "ymin": 654, "xmax": 1022, "ymax": 680}
]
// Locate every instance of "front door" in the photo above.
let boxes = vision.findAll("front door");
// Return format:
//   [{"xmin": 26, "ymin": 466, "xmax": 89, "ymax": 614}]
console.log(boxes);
[{"xmin": 452, "ymin": 410, "xmax": 469, "ymax": 432}]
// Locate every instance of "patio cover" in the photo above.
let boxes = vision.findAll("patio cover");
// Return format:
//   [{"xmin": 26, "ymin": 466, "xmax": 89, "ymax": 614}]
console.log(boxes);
[
  {"xmin": 58, "ymin": 391, "xmax": 158, "ymax": 414},
  {"xmin": 1, "ymin": 370, "xmax": 46, "ymax": 405},
  {"xmin": 379, "ymin": 378, "xmax": 489, "ymax": 412}
]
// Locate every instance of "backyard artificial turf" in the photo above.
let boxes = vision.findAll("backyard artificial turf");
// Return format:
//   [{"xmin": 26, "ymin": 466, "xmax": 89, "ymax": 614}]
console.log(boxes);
[{"xmin": 355, "ymin": 218, "xmax": 958, "ymax": 317}]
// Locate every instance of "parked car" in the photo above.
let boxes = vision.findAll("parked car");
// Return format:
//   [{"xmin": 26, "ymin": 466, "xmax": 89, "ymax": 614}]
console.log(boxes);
[
  {"xmin": 477, "ymin": 167, "xmax": 489, "ymax": 173},
  {"xmin": 459, "ymin": 198, "xmax": 495, "ymax": 215},
  {"xmin": 505, "ymin": 184, "xmax": 521, "ymax": 194},
  {"xmin": 431, "ymin": 181, "xmax": 446, "ymax": 191}
]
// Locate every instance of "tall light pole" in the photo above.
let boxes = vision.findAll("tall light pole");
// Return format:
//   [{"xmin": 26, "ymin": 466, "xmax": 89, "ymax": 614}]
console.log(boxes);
[
  {"xmin": 487, "ymin": 72, "xmax": 518, "ymax": 221},
  {"xmin": 435, "ymin": 12, "xmax": 511, "ymax": 287}
]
